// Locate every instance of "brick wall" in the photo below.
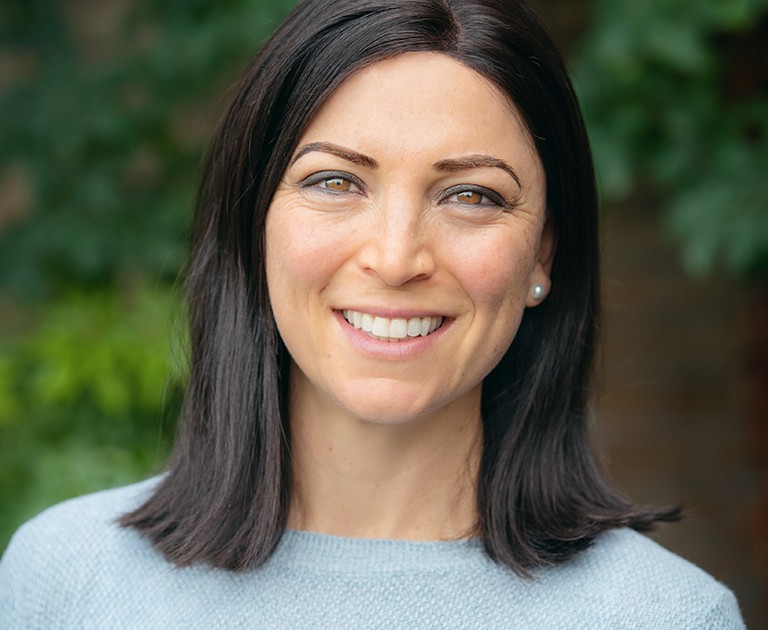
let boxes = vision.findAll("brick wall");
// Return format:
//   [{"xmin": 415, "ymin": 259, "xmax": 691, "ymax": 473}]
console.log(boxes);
[{"xmin": 597, "ymin": 203, "xmax": 765, "ymax": 627}]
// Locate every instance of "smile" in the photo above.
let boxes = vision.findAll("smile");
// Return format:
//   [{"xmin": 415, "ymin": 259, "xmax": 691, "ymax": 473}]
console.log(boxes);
[{"xmin": 342, "ymin": 309, "xmax": 445, "ymax": 342}]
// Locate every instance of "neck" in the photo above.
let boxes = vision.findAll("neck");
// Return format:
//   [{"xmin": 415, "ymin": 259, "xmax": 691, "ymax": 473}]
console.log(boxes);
[{"xmin": 286, "ymin": 378, "xmax": 482, "ymax": 541}]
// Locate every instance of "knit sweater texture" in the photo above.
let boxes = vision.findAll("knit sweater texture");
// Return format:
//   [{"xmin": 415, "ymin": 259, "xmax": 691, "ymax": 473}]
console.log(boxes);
[{"xmin": 0, "ymin": 478, "xmax": 745, "ymax": 629}]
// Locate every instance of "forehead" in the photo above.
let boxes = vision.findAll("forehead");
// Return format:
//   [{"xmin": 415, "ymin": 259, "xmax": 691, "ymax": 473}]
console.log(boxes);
[{"xmin": 297, "ymin": 52, "xmax": 542, "ymax": 176}]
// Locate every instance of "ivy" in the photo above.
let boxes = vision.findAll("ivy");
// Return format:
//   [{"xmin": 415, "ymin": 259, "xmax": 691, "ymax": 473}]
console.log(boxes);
[{"xmin": 575, "ymin": 0, "xmax": 768, "ymax": 278}]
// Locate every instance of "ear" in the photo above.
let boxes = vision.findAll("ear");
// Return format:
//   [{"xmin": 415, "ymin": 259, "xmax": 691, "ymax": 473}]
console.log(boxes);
[{"xmin": 525, "ymin": 219, "xmax": 556, "ymax": 307}]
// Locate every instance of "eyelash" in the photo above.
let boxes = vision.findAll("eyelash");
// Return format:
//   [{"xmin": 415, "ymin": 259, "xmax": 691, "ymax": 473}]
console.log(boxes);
[
  {"xmin": 298, "ymin": 172, "xmax": 512, "ymax": 211},
  {"xmin": 440, "ymin": 184, "xmax": 511, "ymax": 210},
  {"xmin": 299, "ymin": 171, "xmax": 365, "ymax": 195}
]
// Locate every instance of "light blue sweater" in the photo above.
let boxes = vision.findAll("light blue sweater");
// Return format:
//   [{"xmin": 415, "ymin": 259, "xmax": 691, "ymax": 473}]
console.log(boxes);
[{"xmin": 0, "ymin": 478, "xmax": 745, "ymax": 629}]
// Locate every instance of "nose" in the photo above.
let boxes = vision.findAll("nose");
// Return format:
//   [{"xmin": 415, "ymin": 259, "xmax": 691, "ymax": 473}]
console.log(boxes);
[{"xmin": 356, "ymin": 198, "xmax": 436, "ymax": 287}]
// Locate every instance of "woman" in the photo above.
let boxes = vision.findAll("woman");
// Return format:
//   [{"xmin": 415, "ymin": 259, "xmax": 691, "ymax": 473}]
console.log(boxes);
[{"xmin": 0, "ymin": 0, "xmax": 745, "ymax": 627}]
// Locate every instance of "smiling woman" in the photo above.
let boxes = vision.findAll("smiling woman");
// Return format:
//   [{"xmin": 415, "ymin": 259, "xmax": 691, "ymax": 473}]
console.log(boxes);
[
  {"xmin": 0, "ymin": 0, "xmax": 746, "ymax": 628},
  {"xmin": 268, "ymin": 53, "xmax": 552, "ymax": 537},
  {"xmin": 267, "ymin": 54, "xmax": 550, "ymax": 433}
]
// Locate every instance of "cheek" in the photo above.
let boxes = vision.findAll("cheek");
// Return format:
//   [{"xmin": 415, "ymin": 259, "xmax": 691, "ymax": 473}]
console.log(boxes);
[
  {"xmin": 265, "ymin": 212, "xmax": 348, "ymax": 308},
  {"xmin": 266, "ymin": 216, "xmax": 326, "ymax": 363},
  {"xmin": 454, "ymin": 233, "xmax": 536, "ymax": 309},
  {"xmin": 451, "ymin": 231, "xmax": 538, "ymax": 365}
]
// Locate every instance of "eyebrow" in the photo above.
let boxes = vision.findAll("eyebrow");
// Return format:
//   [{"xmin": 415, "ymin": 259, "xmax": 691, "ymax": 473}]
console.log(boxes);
[
  {"xmin": 433, "ymin": 155, "xmax": 522, "ymax": 191},
  {"xmin": 291, "ymin": 142, "xmax": 522, "ymax": 191},
  {"xmin": 291, "ymin": 142, "xmax": 378, "ymax": 169}
]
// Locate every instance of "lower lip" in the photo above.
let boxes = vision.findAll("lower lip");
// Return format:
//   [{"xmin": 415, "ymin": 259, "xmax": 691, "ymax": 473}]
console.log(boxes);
[{"xmin": 334, "ymin": 311, "xmax": 451, "ymax": 359}]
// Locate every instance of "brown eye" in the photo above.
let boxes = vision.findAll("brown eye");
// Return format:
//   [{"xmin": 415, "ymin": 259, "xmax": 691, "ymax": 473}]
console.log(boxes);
[
  {"xmin": 323, "ymin": 177, "xmax": 352, "ymax": 192},
  {"xmin": 442, "ymin": 184, "xmax": 509, "ymax": 210},
  {"xmin": 456, "ymin": 190, "xmax": 483, "ymax": 204},
  {"xmin": 299, "ymin": 171, "xmax": 364, "ymax": 196}
]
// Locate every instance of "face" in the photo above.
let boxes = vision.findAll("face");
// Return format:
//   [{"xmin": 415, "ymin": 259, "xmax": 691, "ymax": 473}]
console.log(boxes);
[{"xmin": 265, "ymin": 52, "xmax": 552, "ymax": 425}]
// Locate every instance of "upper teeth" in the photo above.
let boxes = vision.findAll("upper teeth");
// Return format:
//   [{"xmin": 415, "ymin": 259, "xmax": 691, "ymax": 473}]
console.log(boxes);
[{"xmin": 342, "ymin": 310, "xmax": 444, "ymax": 340}]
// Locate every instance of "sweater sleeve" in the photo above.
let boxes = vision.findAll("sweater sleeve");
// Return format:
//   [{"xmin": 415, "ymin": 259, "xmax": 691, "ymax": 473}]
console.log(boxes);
[
  {"xmin": 700, "ymin": 588, "xmax": 746, "ymax": 630},
  {"xmin": 0, "ymin": 479, "xmax": 161, "ymax": 629},
  {"xmin": 0, "ymin": 514, "xmax": 86, "ymax": 629}
]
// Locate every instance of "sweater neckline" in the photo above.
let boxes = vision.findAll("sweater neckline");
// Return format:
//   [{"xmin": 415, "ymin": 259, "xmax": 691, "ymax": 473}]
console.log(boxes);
[{"xmin": 271, "ymin": 530, "xmax": 488, "ymax": 573}]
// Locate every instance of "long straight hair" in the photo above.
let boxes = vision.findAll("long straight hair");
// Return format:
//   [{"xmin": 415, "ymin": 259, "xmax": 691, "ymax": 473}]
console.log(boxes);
[{"xmin": 121, "ymin": 0, "xmax": 677, "ymax": 574}]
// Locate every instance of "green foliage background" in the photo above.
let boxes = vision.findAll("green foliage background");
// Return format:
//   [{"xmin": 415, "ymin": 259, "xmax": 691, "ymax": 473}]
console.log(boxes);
[
  {"xmin": 576, "ymin": 0, "xmax": 768, "ymax": 278},
  {"xmin": 1, "ymin": 0, "xmax": 766, "ymax": 551},
  {"xmin": 0, "ymin": 0, "xmax": 300, "ymax": 549}
]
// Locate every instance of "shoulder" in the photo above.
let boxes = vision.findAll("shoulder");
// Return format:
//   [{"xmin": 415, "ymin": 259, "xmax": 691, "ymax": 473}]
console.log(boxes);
[
  {"xmin": 3, "ymin": 476, "xmax": 161, "ymax": 558},
  {"xmin": 0, "ymin": 477, "xmax": 163, "ymax": 627},
  {"xmin": 581, "ymin": 528, "xmax": 729, "ymax": 591},
  {"xmin": 11, "ymin": 476, "xmax": 159, "ymax": 534},
  {"xmin": 539, "ymin": 528, "xmax": 744, "ymax": 628}
]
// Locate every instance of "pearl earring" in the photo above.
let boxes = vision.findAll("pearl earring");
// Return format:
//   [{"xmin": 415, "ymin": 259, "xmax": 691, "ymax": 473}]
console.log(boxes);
[{"xmin": 531, "ymin": 284, "xmax": 547, "ymax": 301}]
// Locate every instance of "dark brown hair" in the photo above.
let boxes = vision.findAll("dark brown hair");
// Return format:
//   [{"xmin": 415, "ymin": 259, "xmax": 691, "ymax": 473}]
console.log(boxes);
[{"xmin": 121, "ymin": 0, "xmax": 677, "ymax": 574}]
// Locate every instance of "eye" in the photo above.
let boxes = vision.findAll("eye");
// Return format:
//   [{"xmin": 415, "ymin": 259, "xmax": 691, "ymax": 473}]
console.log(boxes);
[
  {"xmin": 455, "ymin": 190, "xmax": 485, "ymax": 205},
  {"xmin": 321, "ymin": 176, "xmax": 352, "ymax": 192},
  {"xmin": 442, "ymin": 184, "xmax": 510, "ymax": 210},
  {"xmin": 299, "ymin": 171, "xmax": 363, "ymax": 195}
]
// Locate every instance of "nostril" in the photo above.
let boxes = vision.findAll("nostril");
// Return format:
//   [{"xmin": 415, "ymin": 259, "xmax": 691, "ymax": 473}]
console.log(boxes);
[{"xmin": 358, "ymin": 240, "xmax": 436, "ymax": 287}]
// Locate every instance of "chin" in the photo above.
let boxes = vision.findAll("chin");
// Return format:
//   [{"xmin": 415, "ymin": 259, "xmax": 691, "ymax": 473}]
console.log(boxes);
[
  {"xmin": 329, "ymin": 381, "xmax": 467, "ymax": 427},
  {"xmin": 338, "ymin": 398, "xmax": 436, "ymax": 426}
]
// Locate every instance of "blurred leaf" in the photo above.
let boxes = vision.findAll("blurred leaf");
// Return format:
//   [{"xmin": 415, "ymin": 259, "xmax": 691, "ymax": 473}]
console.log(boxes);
[
  {"xmin": 0, "ymin": 283, "xmax": 185, "ymax": 550},
  {"xmin": 0, "ymin": 0, "xmax": 300, "ymax": 555},
  {"xmin": 0, "ymin": 0, "xmax": 299, "ymax": 299},
  {"xmin": 575, "ymin": 0, "xmax": 768, "ymax": 280}
]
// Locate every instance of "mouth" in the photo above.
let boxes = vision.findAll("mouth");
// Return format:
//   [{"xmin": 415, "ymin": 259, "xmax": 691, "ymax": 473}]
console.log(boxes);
[{"xmin": 341, "ymin": 309, "xmax": 445, "ymax": 342}]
